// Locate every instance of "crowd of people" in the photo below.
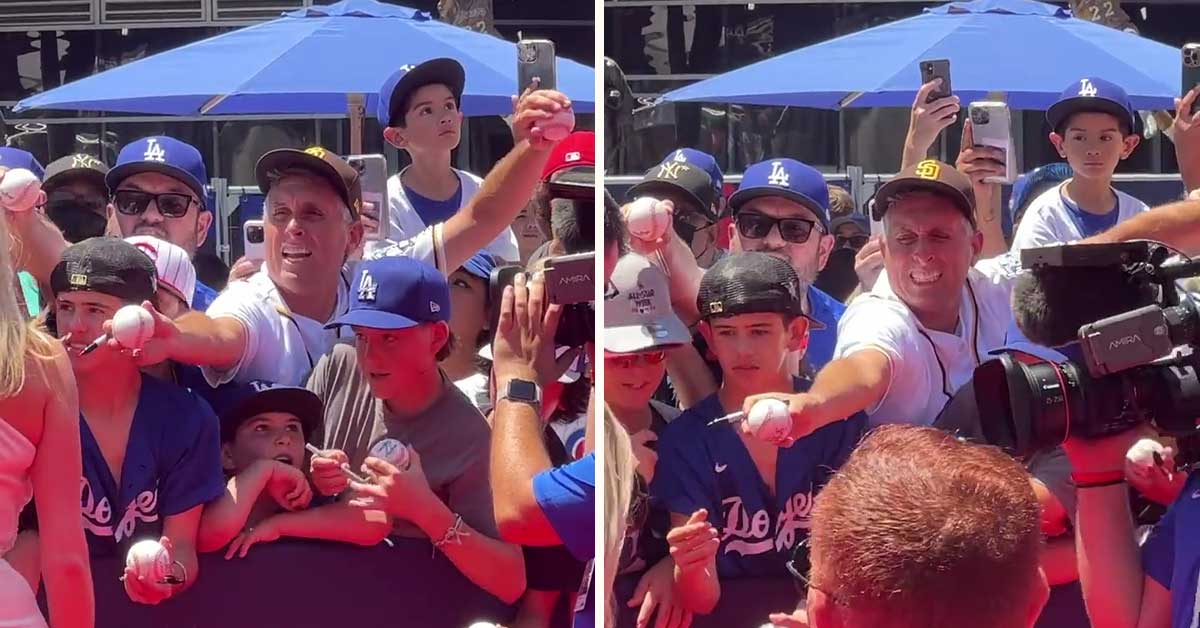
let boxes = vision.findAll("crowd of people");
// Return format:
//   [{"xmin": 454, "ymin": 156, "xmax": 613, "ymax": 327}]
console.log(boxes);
[
  {"xmin": 0, "ymin": 54, "xmax": 597, "ymax": 628},
  {"xmin": 604, "ymin": 75, "xmax": 1200, "ymax": 628}
]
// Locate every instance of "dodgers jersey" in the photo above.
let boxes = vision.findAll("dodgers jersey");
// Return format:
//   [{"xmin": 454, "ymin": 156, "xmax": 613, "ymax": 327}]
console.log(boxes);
[
  {"xmin": 651, "ymin": 381, "xmax": 867, "ymax": 578},
  {"xmin": 1143, "ymin": 473, "xmax": 1200, "ymax": 628},
  {"xmin": 80, "ymin": 374, "xmax": 223, "ymax": 557}
]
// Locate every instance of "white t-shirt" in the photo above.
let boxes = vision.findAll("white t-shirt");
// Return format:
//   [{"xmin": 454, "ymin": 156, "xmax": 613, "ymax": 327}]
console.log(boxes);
[
  {"xmin": 204, "ymin": 225, "xmax": 447, "ymax": 387},
  {"xmin": 364, "ymin": 167, "xmax": 519, "ymax": 262},
  {"xmin": 1011, "ymin": 183, "xmax": 1149, "ymax": 252},
  {"xmin": 834, "ymin": 253, "xmax": 1024, "ymax": 428}
]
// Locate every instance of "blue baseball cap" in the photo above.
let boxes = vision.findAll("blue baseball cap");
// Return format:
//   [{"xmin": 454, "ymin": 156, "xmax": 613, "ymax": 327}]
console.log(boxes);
[
  {"xmin": 459, "ymin": 252, "xmax": 497, "ymax": 281},
  {"xmin": 378, "ymin": 58, "xmax": 466, "ymax": 128},
  {"xmin": 106, "ymin": 136, "xmax": 209, "ymax": 210},
  {"xmin": 662, "ymin": 148, "xmax": 723, "ymax": 194},
  {"xmin": 0, "ymin": 148, "xmax": 45, "ymax": 180},
  {"xmin": 328, "ymin": 256, "xmax": 451, "ymax": 330},
  {"xmin": 1046, "ymin": 78, "xmax": 1137, "ymax": 135},
  {"xmin": 208, "ymin": 380, "xmax": 324, "ymax": 444},
  {"xmin": 729, "ymin": 158, "xmax": 831, "ymax": 229}
]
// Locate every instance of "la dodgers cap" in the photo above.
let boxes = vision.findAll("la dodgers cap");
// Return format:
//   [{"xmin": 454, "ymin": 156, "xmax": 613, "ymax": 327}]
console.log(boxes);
[
  {"xmin": 125, "ymin": 235, "xmax": 196, "ymax": 308},
  {"xmin": 328, "ymin": 256, "xmax": 451, "ymax": 330},
  {"xmin": 1046, "ymin": 77, "xmax": 1137, "ymax": 134},
  {"xmin": 696, "ymin": 252, "xmax": 823, "ymax": 328},
  {"xmin": 378, "ymin": 58, "xmax": 466, "ymax": 128},
  {"xmin": 107, "ymin": 136, "xmax": 209, "ymax": 209},
  {"xmin": 662, "ymin": 148, "xmax": 724, "ymax": 195},
  {"xmin": 255, "ymin": 146, "xmax": 363, "ymax": 219},
  {"xmin": 50, "ymin": 237, "xmax": 158, "ymax": 303},
  {"xmin": 873, "ymin": 159, "xmax": 977, "ymax": 227},
  {"xmin": 541, "ymin": 131, "xmax": 596, "ymax": 183},
  {"xmin": 604, "ymin": 254, "xmax": 691, "ymax": 353},
  {"xmin": 729, "ymin": 159, "xmax": 831, "ymax": 230},
  {"xmin": 460, "ymin": 251, "xmax": 497, "ymax": 281},
  {"xmin": 44, "ymin": 153, "xmax": 108, "ymax": 192},
  {"xmin": 209, "ymin": 380, "xmax": 324, "ymax": 443},
  {"xmin": 0, "ymin": 148, "xmax": 45, "ymax": 181}
]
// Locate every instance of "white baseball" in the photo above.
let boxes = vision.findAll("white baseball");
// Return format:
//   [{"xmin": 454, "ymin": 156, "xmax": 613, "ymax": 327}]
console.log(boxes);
[
  {"xmin": 625, "ymin": 196, "xmax": 672, "ymax": 241},
  {"xmin": 0, "ymin": 168, "xmax": 42, "ymax": 212},
  {"xmin": 370, "ymin": 438, "xmax": 410, "ymax": 470},
  {"xmin": 125, "ymin": 539, "xmax": 172, "ymax": 582},
  {"xmin": 747, "ymin": 398, "xmax": 792, "ymax": 443},
  {"xmin": 112, "ymin": 305, "xmax": 155, "ymax": 350},
  {"xmin": 1126, "ymin": 438, "xmax": 1167, "ymax": 474}
]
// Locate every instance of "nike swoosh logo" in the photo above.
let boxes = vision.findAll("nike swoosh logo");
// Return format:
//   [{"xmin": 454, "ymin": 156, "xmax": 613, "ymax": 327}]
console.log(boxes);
[
  {"xmin": 715, "ymin": 463, "xmax": 728, "ymax": 473},
  {"xmin": 1192, "ymin": 489, "xmax": 1200, "ymax": 499}
]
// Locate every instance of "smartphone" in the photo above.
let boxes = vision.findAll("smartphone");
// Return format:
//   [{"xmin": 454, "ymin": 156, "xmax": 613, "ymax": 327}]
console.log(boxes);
[
  {"xmin": 920, "ymin": 59, "xmax": 952, "ymax": 103},
  {"xmin": 968, "ymin": 101, "xmax": 1016, "ymax": 184},
  {"xmin": 243, "ymin": 219, "xmax": 265, "ymax": 261},
  {"xmin": 542, "ymin": 252, "xmax": 595, "ymax": 305},
  {"xmin": 346, "ymin": 154, "xmax": 389, "ymax": 241},
  {"xmin": 518, "ymin": 39, "xmax": 557, "ymax": 92},
  {"xmin": 1184, "ymin": 43, "xmax": 1200, "ymax": 116}
]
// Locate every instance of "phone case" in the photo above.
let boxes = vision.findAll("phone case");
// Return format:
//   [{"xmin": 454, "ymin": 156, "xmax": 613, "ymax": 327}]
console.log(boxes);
[
  {"xmin": 969, "ymin": 101, "xmax": 1015, "ymax": 184},
  {"xmin": 346, "ymin": 154, "xmax": 389, "ymax": 241},
  {"xmin": 920, "ymin": 59, "xmax": 952, "ymax": 102},
  {"xmin": 518, "ymin": 39, "xmax": 557, "ymax": 92},
  {"xmin": 1185, "ymin": 44, "xmax": 1200, "ymax": 115}
]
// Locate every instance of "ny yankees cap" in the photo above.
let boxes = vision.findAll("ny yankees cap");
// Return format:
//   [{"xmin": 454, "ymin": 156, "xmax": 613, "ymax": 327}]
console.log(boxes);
[
  {"xmin": 729, "ymin": 159, "xmax": 830, "ymax": 230},
  {"xmin": 627, "ymin": 161, "xmax": 717, "ymax": 221},
  {"xmin": 605, "ymin": 254, "xmax": 691, "ymax": 353},
  {"xmin": 107, "ymin": 136, "xmax": 209, "ymax": 209},
  {"xmin": 697, "ymin": 252, "xmax": 823, "ymax": 328},
  {"xmin": 378, "ymin": 58, "xmax": 466, "ymax": 128},
  {"xmin": 661, "ymin": 148, "xmax": 724, "ymax": 195},
  {"xmin": 1046, "ymin": 77, "xmax": 1137, "ymax": 135},
  {"xmin": 255, "ymin": 146, "xmax": 363, "ymax": 219},
  {"xmin": 125, "ymin": 235, "xmax": 196, "ymax": 308},
  {"xmin": 43, "ymin": 153, "xmax": 108, "ymax": 192},
  {"xmin": 327, "ymin": 256, "xmax": 451, "ymax": 330},
  {"xmin": 50, "ymin": 237, "xmax": 158, "ymax": 304},
  {"xmin": 873, "ymin": 159, "xmax": 976, "ymax": 227},
  {"xmin": 209, "ymin": 380, "xmax": 324, "ymax": 444},
  {"xmin": 0, "ymin": 147, "xmax": 45, "ymax": 180},
  {"xmin": 542, "ymin": 131, "xmax": 596, "ymax": 183}
]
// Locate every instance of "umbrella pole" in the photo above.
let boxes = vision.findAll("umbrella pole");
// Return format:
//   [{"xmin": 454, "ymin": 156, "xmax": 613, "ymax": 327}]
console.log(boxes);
[{"xmin": 348, "ymin": 93, "xmax": 365, "ymax": 155}]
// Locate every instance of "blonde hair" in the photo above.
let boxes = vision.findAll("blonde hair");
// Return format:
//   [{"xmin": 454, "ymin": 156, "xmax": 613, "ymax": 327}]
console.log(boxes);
[
  {"xmin": 602, "ymin": 405, "xmax": 635, "ymax": 628},
  {"xmin": 0, "ymin": 208, "xmax": 55, "ymax": 398}
]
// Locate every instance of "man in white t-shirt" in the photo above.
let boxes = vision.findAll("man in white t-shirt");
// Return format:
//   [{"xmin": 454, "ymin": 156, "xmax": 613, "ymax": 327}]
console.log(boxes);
[
  {"xmin": 124, "ymin": 89, "xmax": 573, "ymax": 386},
  {"xmin": 741, "ymin": 160, "xmax": 1023, "ymax": 443},
  {"xmin": 364, "ymin": 58, "xmax": 518, "ymax": 262}
]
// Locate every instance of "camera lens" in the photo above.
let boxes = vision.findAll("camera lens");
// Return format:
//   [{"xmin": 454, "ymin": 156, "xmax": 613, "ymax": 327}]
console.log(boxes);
[{"xmin": 975, "ymin": 354, "xmax": 1080, "ymax": 456}]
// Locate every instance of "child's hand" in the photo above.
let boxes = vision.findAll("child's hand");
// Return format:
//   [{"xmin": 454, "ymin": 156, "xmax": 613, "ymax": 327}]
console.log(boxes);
[
  {"xmin": 347, "ymin": 451, "xmax": 434, "ymax": 522},
  {"xmin": 224, "ymin": 518, "xmax": 282, "ymax": 560},
  {"xmin": 666, "ymin": 509, "xmax": 720, "ymax": 575},
  {"xmin": 267, "ymin": 462, "xmax": 312, "ymax": 511},
  {"xmin": 309, "ymin": 448, "xmax": 351, "ymax": 496}
]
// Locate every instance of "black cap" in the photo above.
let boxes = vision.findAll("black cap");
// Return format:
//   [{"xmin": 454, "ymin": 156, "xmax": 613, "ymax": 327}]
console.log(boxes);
[
  {"xmin": 872, "ymin": 159, "xmax": 977, "ymax": 227},
  {"xmin": 43, "ymin": 154, "xmax": 109, "ymax": 192},
  {"xmin": 255, "ymin": 146, "xmax": 363, "ymax": 218},
  {"xmin": 696, "ymin": 252, "xmax": 824, "ymax": 329},
  {"xmin": 50, "ymin": 237, "xmax": 157, "ymax": 303},
  {"xmin": 208, "ymin": 380, "xmax": 324, "ymax": 444},
  {"xmin": 378, "ymin": 58, "xmax": 466, "ymax": 128},
  {"xmin": 627, "ymin": 162, "xmax": 717, "ymax": 221}
]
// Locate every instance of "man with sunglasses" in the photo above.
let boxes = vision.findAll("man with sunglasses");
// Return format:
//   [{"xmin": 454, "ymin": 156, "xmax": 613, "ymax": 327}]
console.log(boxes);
[{"xmin": 42, "ymin": 154, "xmax": 110, "ymax": 244}]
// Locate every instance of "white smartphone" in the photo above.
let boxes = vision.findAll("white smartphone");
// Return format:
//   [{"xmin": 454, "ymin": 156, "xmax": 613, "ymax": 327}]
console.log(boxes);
[
  {"xmin": 968, "ymin": 101, "xmax": 1016, "ymax": 184},
  {"xmin": 346, "ymin": 154, "xmax": 389, "ymax": 241},
  {"xmin": 243, "ymin": 219, "xmax": 265, "ymax": 261}
]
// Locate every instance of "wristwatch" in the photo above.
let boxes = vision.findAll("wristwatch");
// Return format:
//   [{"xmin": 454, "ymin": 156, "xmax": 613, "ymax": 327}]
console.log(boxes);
[{"xmin": 502, "ymin": 378, "xmax": 541, "ymax": 411}]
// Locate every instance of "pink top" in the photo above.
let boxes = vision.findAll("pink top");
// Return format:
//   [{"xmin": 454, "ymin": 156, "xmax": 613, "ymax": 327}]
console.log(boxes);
[{"xmin": 0, "ymin": 420, "xmax": 34, "ymax": 556}]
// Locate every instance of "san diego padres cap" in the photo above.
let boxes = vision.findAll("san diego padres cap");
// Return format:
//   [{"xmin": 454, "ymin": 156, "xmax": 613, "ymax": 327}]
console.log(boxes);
[
  {"xmin": 255, "ymin": 146, "xmax": 363, "ymax": 219},
  {"xmin": 873, "ymin": 159, "xmax": 976, "ymax": 227}
]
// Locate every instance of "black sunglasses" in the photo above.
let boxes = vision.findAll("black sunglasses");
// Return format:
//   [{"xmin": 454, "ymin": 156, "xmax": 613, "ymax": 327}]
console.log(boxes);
[
  {"xmin": 113, "ymin": 189, "xmax": 196, "ymax": 219},
  {"xmin": 735, "ymin": 212, "xmax": 821, "ymax": 244},
  {"xmin": 836, "ymin": 235, "xmax": 870, "ymax": 250}
]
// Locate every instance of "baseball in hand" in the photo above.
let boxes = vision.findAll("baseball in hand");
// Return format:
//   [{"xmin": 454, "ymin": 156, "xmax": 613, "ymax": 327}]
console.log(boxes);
[
  {"xmin": 1127, "ymin": 438, "xmax": 1167, "ymax": 474},
  {"xmin": 624, "ymin": 197, "xmax": 672, "ymax": 241},
  {"xmin": 126, "ymin": 539, "xmax": 172, "ymax": 582},
  {"xmin": 0, "ymin": 168, "xmax": 42, "ymax": 212},
  {"xmin": 112, "ymin": 305, "xmax": 155, "ymax": 350},
  {"xmin": 534, "ymin": 108, "xmax": 575, "ymax": 142},
  {"xmin": 370, "ymin": 438, "xmax": 410, "ymax": 470},
  {"xmin": 748, "ymin": 398, "xmax": 792, "ymax": 443}
]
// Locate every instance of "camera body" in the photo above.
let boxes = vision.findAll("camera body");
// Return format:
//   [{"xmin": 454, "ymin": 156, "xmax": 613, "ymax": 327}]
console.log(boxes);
[{"xmin": 978, "ymin": 241, "xmax": 1200, "ymax": 456}]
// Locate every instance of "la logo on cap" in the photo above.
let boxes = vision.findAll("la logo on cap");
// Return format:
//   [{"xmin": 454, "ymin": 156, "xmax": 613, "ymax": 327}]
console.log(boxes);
[
  {"xmin": 358, "ymin": 269, "xmax": 378, "ymax": 302},
  {"xmin": 1078, "ymin": 79, "xmax": 1098, "ymax": 98},
  {"xmin": 673, "ymin": 149, "xmax": 687, "ymax": 163},
  {"xmin": 143, "ymin": 139, "xmax": 166, "ymax": 163},
  {"xmin": 767, "ymin": 160, "xmax": 790, "ymax": 187},
  {"xmin": 250, "ymin": 381, "xmax": 275, "ymax": 393},
  {"xmin": 915, "ymin": 160, "xmax": 941, "ymax": 180}
]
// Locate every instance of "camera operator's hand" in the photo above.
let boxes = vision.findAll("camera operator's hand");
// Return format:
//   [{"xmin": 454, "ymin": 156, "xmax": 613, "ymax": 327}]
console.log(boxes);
[
  {"xmin": 511, "ymin": 85, "xmax": 573, "ymax": 151},
  {"xmin": 904, "ymin": 80, "xmax": 960, "ymax": 167},
  {"xmin": 1062, "ymin": 428, "xmax": 1147, "ymax": 477},
  {"xmin": 1174, "ymin": 86, "xmax": 1200, "ymax": 194},
  {"xmin": 492, "ymin": 271, "xmax": 564, "ymax": 388}
]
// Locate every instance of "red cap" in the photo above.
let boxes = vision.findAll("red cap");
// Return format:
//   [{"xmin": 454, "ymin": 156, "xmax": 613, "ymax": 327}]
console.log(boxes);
[{"xmin": 541, "ymin": 131, "xmax": 596, "ymax": 182}]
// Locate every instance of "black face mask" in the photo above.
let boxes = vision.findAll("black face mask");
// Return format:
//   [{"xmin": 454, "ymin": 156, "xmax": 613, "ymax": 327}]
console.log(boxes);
[
  {"xmin": 815, "ymin": 247, "xmax": 861, "ymax": 304},
  {"xmin": 47, "ymin": 204, "xmax": 108, "ymax": 243}
]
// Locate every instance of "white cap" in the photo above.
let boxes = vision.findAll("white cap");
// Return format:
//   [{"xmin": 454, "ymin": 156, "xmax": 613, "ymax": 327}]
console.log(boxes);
[{"xmin": 125, "ymin": 235, "xmax": 196, "ymax": 308}]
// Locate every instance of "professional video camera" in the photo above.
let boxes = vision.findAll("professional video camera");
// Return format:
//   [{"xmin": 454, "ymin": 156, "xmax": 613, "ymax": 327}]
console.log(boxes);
[{"xmin": 976, "ymin": 240, "xmax": 1200, "ymax": 456}]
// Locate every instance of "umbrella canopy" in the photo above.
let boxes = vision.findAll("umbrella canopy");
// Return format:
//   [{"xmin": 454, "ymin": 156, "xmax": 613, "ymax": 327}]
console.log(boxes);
[
  {"xmin": 14, "ymin": 0, "xmax": 594, "ymax": 117},
  {"xmin": 660, "ymin": 0, "xmax": 1178, "ymax": 111}
]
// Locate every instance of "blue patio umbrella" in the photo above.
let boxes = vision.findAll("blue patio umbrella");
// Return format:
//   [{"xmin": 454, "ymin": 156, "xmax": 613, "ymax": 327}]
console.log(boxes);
[
  {"xmin": 660, "ymin": 0, "xmax": 1179, "ymax": 111},
  {"xmin": 14, "ymin": 0, "xmax": 594, "ymax": 118}
]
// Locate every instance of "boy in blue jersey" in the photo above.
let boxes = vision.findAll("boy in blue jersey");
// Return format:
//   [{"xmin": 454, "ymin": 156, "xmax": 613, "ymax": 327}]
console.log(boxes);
[
  {"xmin": 650, "ymin": 252, "xmax": 866, "ymax": 615},
  {"xmin": 49, "ymin": 237, "xmax": 223, "ymax": 605}
]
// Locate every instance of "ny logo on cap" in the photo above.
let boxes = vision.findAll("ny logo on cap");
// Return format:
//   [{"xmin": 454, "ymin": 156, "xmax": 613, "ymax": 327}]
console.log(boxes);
[
  {"xmin": 657, "ymin": 162, "xmax": 684, "ymax": 180},
  {"xmin": 915, "ymin": 160, "xmax": 941, "ymax": 180},
  {"xmin": 1079, "ymin": 79, "xmax": 1098, "ymax": 98},
  {"xmin": 429, "ymin": 301, "xmax": 441, "ymax": 313},
  {"xmin": 767, "ymin": 161, "xmax": 790, "ymax": 187},
  {"xmin": 143, "ymin": 139, "xmax": 166, "ymax": 163},
  {"xmin": 565, "ymin": 151, "xmax": 582, "ymax": 163},
  {"xmin": 358, "ymin": 269, "xmax": 378, "ymax": 302},
  {"xmin": 72, "ymin": 155, "xmax": 100, "ymax": 169}
]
